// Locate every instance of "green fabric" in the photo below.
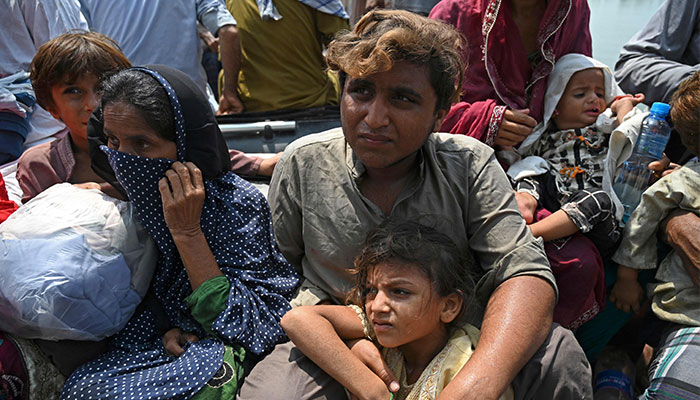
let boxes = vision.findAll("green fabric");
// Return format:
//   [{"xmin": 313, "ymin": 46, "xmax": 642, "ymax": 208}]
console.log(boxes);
[
  {"xmin": 191, "ymin": 344, "xmax": 253, "ymax": 399},
  {"xmin": 225, "ymin": 0, "xmax": 348, "ymax": 112},
  {"xmin": 185, "ymin": 275, "xmax": 231, "ymax": 337}
]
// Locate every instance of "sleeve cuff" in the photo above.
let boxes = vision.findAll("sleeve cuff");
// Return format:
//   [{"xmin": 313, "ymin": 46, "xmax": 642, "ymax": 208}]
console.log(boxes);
[
  {"xmin": 185, "ymin": 275, "xmax": 231, "ymax": 336},
  {"xmin": 200, "ymin": 7, "xmax": 236, "ymax": 35},
  {"xmin": 486, "ymin": 105, "xmax": 507, "ymax": 147}
]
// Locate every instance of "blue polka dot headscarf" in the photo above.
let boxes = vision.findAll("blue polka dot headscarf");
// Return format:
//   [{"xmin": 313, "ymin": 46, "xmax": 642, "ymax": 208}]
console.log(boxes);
[
  {"xmin": 101, "ymin": 66, "xmax": 298, "ymax": 353},
  {"xmin": 63, "ymin": 65, "xmax": 298, "ymax": 398}
]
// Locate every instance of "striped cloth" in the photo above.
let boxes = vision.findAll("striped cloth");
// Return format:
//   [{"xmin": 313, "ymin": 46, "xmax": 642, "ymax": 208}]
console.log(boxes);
[
  {"xmin": 643, "ymin": 325, "xmax": 700, "ymax": 400},
  {"xmin": 255, "ymin": 0, "xmax": 348, "ymax": 20}
]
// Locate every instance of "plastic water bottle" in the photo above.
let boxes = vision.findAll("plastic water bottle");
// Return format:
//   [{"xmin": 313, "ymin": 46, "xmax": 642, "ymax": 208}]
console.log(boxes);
[{"xmin": 613, "ymin": 102, "xmax": 671, "ymax": 223}]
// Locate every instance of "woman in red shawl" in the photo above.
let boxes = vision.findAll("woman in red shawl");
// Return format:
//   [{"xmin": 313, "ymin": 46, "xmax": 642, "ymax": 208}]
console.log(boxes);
[
  {"xmin": 430, "ymin": 0, "xmax": 591, "ymax": 148},
  {"xmin": 431, "ymin": 0, "xmax": 604, "ymax": 333}
]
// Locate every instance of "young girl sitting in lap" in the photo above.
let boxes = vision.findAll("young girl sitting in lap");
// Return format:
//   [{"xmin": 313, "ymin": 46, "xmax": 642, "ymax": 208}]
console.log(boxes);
[
  {"xmin": 281, "ymin": 220, "xmax": 513, "ymax": 400},
  {"xmin": 510, "ymin": 54, "xmax": 645, "ymax": 257}
]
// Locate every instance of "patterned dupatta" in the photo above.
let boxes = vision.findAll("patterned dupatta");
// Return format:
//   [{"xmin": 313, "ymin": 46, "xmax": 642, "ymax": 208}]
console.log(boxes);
[{"xmin": 95, "ymin": 66, "xmax": 299, "ymax": 354}]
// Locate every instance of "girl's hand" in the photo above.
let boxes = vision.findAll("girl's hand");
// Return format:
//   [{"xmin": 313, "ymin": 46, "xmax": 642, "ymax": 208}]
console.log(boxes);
[
  {"xmin": 162, "ymin": 327, "xmax": 199, "ymax": 357},
  {"xmin": 610, "ymin": 278, "xmax": 644, "ymax": 314},
  {"xmin": 159, "ymin": 161, "xmax": 206, "ymax": 237},
  {"xmin": 347, "ymin": 339, "xmax": 400, "ymax": 394}
]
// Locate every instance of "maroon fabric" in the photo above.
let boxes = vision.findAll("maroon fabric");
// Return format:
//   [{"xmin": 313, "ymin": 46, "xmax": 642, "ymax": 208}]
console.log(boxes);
[
  {"xmin": 0, "ymin": 172, "xmax": 18, "ymax": 223},
  {"xmin": 430, "ymin": 0, "xmax": 592, "ymax": 140},
  {"xmin": 0, "ymin": 333, "xmax": 26, "ymax": 400},
  {"xmin": 534, "ymin": 208, "xmax": 605, "ymax": 330},
  {"xmin": 228, "ymin": 149, "xmax": 262, "ymax": 177},
  {"xmin": 440, "ymin": 99, "xmax": 500, "ymax": 142},
  {"xmin": 17, "ymin": 132, "xmax": 74, "ymax": 203}
]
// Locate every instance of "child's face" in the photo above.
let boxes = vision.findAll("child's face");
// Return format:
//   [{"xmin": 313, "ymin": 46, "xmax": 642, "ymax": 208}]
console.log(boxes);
[
  {"xmin": 364, "ymin": 261, "xmax": 457, "ymax": 351},
  {"xmin": 48, "ymin": 73, "xmax": 100, "ymax": 143},
  {"xmin": 553, "ymin": 68, "xmax": 607, "ymax": 130}
]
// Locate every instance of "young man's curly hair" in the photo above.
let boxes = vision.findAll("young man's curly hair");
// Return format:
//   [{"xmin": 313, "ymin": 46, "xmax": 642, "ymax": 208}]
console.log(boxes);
[{"xmin": 326, "ymin": 10, "xmax": 465, "ymax": 112}]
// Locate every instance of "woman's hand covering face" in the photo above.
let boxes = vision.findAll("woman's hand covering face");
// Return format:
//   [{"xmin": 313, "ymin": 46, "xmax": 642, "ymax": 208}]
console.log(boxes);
[{"xmin": 158, "ymin": 161, "xmax": 206, "ymax": 237}]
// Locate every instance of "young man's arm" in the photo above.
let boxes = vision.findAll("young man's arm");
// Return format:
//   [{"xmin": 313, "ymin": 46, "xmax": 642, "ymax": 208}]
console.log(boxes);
[
  {"xmin": 441, "ymin": 147, "xmax": 558, "ymax": 399},
  {"xmin": 437, "ymin": 275, "xmax": 554, "ymax": 399}
]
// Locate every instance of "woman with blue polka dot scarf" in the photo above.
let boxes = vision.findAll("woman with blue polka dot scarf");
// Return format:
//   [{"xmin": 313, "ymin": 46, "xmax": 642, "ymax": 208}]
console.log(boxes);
[{"xmin": 60, "ymin": 65, "xmax": 300, "ymax": 399}]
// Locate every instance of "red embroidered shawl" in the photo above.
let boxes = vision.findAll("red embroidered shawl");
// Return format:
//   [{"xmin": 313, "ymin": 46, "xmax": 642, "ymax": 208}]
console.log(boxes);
[{"xmin": 430, "ymin": 0, "xmax": 592, "ymax": 144}]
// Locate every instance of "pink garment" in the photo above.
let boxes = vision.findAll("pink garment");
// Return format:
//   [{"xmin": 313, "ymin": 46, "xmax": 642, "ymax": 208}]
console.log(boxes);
[
  {"xmin": 229, "ymin": 149, "xmax": 262, "ymax": 177},
  {"xmin": 17, "ymin": 133, "xmax": 74, "ymax": 203},
  {"xmin": 430, "ymin": 0, "xmax": 592, "ymax": 142},
  {"xmin": 535, "ymin": 207, "xmax": 605, "ymax": 330}
]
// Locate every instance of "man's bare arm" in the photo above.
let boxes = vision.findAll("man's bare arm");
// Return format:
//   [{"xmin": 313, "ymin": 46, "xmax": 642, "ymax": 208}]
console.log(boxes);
[
  {"xmin": 217, "ymin": 24, "xmax": 243, "ymax": 114},
  {"xmin": 661, "ymin": 209, "xmax": 700, "ymax": 286},
  {"xmin": 437, "ymin": 275, "xmax": 555, "ymax": 400}
]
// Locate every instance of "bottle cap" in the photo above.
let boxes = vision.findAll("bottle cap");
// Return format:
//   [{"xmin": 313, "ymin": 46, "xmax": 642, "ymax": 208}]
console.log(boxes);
[{"xmin": 650, "ymin": 102, "xmax": 670, "ymax": 117}]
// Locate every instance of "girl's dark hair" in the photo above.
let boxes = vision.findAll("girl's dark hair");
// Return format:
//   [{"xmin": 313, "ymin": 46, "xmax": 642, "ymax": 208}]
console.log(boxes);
[
  {"xmin": 348, "ymin": 219, "xmax": 475, "ymax": 326},
  {"xmin": 100, "ymin": 69, "xmax": 175, "ymax": 142}
]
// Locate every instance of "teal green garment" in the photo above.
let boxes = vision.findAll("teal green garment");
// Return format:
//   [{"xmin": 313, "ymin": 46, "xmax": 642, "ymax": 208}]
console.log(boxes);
[
  {"xmin": 186, "ymin": 275, "xmax": 231, "ymax": 337},
  {"xmin": 186, "ymin": 276, "xmax": 257, "ymax": 398}
]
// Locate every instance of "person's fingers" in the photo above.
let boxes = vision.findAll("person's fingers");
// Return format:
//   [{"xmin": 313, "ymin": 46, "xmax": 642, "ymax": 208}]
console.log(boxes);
[
  {"xmin": 507, "ymin": 109, "xmax": 537, "ymax": 128},
  {"xmin": 183, "ymin": 332, "xmax": 199, "ymax": 343},
  {"xmin": 662, "ymin": 163, "xmax": 681, "ymax": 177},
  {"xmin": 615, "ymin": 300, "xmax": 625, "ymax": 313},
  {"xmin": 494, "ymin": 136, "xmax": 519, "ymax": 148},
  {"xmin": 184, "ymin": 162, "xmax": 204, "ymax": 189},
  {"xmin": 158, "ymin": 177, "xmax": 173, "ymax": 204},
  {"xmin": 165, "ymin": 168, "xmax": 185, "ymax": 201},
  {"xmin": 500, "ymin": 121, "xmax": 529, "ymax": 138},
  {"xmin": 163, "ymin": 340, "xmax": 185, "ymax": 357},
  {"xmin": 172, "ymin": 162, "xmax": 193, "ymax": 196},
  {"xmin": 622, "ymin": 303, "xmax": 631, "ymax": 314},
  {"xmin": 502, "ymin": 119, "xmax": 535, "ymax": 139},
  {"xmin": 632, "ymin": 300, "xmax": 640, "ymax": 314},
  {"xmin": 350, "ymin": 339, "xmax": 399, "ymax": 392},
  {"xmin": 163, "ymin": 329, "xmax": 186, "ymax": 357},
  {"xmin": 648, "ymin": 154, "xmax": 671, "ymax": 172},
  {"xmin": 368, "ymin": 354, "xmax": 399, "ymax": 392}
]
